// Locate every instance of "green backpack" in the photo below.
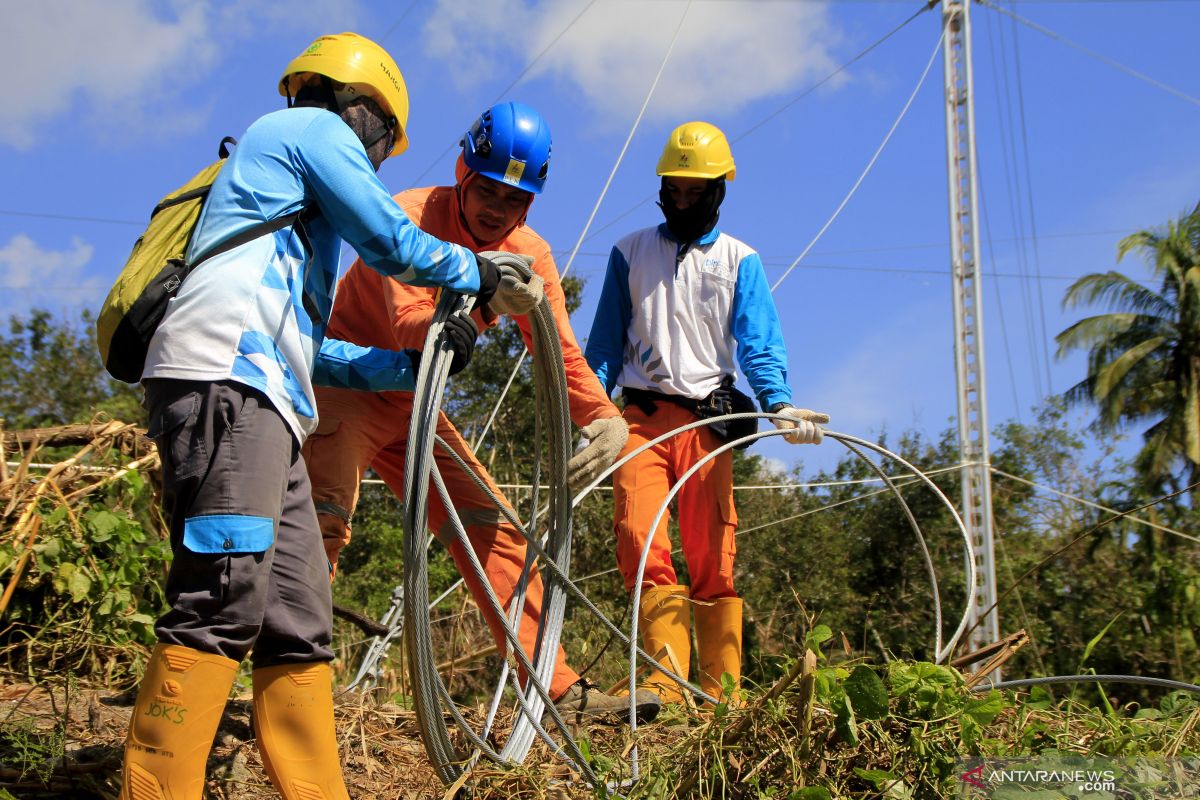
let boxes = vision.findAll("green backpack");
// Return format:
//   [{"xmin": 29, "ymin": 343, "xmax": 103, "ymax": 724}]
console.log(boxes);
[{"xmin": 96, "ymin": 137, "xmax": 306, "ymax": 383}]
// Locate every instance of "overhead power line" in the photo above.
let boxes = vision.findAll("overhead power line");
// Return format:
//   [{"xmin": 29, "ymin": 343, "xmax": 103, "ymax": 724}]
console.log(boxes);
[
  {"xmin": 977, "ymin": 0, "xmax": 1200, "ymax": 107},
  {"xmin": 580, "ymin": 0, "xmax": 936, "ymax": 248},
  {"xmin": 770, "ymin": 21, "xmax": 946, "ymax": 292},
  {"xmin": 403, "ymin": 0, "xmax": 599, "ymax": 190}
]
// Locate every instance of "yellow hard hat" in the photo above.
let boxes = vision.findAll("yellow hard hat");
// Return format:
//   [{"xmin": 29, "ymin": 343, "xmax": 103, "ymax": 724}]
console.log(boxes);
[
  {"xmin": 656, "ymin": 121, "xmax": 736, "ymax": 181},
  {"xmin": 279, "ymin": 32, "xmax": 411, "ymax": 158}
]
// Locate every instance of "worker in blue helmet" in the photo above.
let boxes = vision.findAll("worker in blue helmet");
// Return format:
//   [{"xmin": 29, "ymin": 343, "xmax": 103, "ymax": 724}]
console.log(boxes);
[{"xmin": 303, "ymin": 101, "xmax": 657, "ymax": 725}]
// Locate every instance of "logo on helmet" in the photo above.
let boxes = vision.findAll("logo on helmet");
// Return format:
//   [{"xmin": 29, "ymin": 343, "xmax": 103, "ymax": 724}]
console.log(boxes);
[
  {"xmin": 504, "ymin": 159, "xmax": 525, "ymax": 186},
  {"xmin": 377, "ymin": 60, "xmax": 402, "ymax": 94}
]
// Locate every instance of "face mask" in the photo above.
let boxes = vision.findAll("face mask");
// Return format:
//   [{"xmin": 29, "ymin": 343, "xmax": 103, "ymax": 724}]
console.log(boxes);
[
  {"xmin": 337, "ymin": 95, "xmax": 394, "ymax": 172},
  {"xmin": 657, "ymin": 178, "xmax": 726, "ymax": 243}
]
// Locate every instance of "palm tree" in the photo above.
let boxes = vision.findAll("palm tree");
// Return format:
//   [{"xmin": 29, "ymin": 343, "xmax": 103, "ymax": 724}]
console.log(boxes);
[{"xmin": 1056, "ymin": 202, "xmax": 1200, "ymax": 498}]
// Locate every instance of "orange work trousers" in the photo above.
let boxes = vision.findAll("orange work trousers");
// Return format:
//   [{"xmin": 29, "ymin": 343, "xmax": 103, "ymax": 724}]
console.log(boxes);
[
  {"xmin": 302, "ymin": 386, "xmax": 578, "ymax": 699},
  {"xmin": 612, "ymin": 402, "xmax": 739, "ymax": 602}
]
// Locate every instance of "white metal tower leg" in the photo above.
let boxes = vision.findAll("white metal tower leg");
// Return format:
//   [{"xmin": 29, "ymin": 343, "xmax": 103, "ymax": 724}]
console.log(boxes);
[{"xmin": 942, "ymin": 0, "xmax": 1001, "ymax": 671}]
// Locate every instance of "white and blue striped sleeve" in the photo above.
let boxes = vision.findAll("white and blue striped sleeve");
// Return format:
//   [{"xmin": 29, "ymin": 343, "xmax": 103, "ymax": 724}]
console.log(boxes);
[
  {"xmin": 584, "ymin": 245, "xmax": 634, "ymax": 397},
  {"xmin": 731, "ymin": 251, "xmax": 792, "ymax": 410}
]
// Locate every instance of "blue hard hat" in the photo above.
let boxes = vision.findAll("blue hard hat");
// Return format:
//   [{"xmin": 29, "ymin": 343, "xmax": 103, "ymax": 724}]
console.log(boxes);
[{"xmin": 461, "ymin": 101, "xmax": 552, "ymax": 195}]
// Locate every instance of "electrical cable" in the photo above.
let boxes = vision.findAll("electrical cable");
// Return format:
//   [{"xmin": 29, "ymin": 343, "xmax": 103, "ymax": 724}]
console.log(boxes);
[
  {"xmin": 769, "ymin": 22, "xmax": 947, "ymax": 293},
  {"xmin": 1006, "ymin": 8, "xmax": 1055, "ymax": 394},
  {"xmin": 977, "ymin": 0, "xmax": 1200, "ymax": 107},
  {"xmin": 985, "ymin": 8, "xmax": 1046, "ymax": 402}
]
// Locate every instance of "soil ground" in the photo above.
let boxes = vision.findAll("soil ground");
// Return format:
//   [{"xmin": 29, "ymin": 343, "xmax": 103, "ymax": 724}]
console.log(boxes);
[{"xmin": 0, "ymin": 675, "xmax": 681, "ymax": 799}]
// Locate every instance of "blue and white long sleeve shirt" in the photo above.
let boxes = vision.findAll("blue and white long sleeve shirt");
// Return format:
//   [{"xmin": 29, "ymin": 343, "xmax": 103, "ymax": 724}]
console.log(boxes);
[
  {"xmin": 142, "ymin": 107, "xmax": 480, "ymax": 442},
  {"xmin": 585, "ymin": 224, "xmax": 792, "ymax": 412}
]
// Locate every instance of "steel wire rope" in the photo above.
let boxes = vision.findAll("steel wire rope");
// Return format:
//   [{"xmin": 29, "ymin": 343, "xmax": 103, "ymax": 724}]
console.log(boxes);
[
  {"xmin": 354, "ymin": 465, "xmax": 958, "ymax": 660},
  {"xmin": 989, "ymin": 467, "xmax": 1200, "ymax": 544},
  {"xmin": 977, "ymin": 0, "xmax": 1200, "ymax": 107},
  {"xmin": 972, "ymin": 674, "xmax": 1200, "ymax": 695},
  {"xmin": 960, "ymin": 481, "xmax": 1198, "ymax": 644},
  {"xmin": 342, "ymin": 459, "xmax": 969, "ymax": 687},
  {"xmin": 400, "ymin": 255, "xmax": 593, "ymax": 786},
  {"xmin": 423, "ymin": 461, "xmax": 582, "ymax": 771},
  {"xmin": 470, "ymin": 0, "xmax": 693, "ymax": 452},
  {"xmin": 597, "ymin": 419, "xmax": 976, "ymax": 773},
  {"xmin": 564, "ymin": 420, "xmax": 971, "ymax": 685},
  {"xmin": 769, "ymin": 21, "xmax": 947, "ymax": 293}
]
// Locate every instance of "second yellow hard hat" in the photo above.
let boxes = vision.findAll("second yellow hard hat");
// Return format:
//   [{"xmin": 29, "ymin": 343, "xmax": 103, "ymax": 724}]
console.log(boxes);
[{"xmin": 656, "ymin": 121, "xmax": 736, "ymax": 181}]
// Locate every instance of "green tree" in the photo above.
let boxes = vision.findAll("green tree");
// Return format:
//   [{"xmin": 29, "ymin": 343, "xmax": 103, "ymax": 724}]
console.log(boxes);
[
  {"xmin": 0, "ymin": 308, "xmax": 143, "ymax": 429},
  {"xmin": 1056, "ymin": 202, "xmax": 1200, "ymax": 496}
]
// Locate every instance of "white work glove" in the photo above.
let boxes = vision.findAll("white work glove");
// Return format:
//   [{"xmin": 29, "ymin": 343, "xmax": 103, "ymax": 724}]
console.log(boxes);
[
  {"xmin": 771, "ymin": 404, "xmax": 829, "ymax": 445},
  {"xmin": 477, "ymin": 251, "xmax": 543, "ymax": 316},
  {"xmin": 567, "ymin": 415, "xmax": 629, "ymax": 490}
]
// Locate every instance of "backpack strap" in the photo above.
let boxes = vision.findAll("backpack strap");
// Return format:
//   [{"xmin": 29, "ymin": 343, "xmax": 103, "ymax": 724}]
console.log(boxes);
[
  {"xmin": 191, "ymin": 205, "xmax": 325, "ymax": 323},
  {"xmin": 191, "ymin": 211, "xmax": 308, "ymax": 269}
]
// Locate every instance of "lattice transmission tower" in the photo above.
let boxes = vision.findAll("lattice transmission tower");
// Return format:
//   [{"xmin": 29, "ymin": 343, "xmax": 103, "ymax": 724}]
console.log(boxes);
[{"xmin": 942, "ymin": 0, "xmax": 1000, "ymax": 669}]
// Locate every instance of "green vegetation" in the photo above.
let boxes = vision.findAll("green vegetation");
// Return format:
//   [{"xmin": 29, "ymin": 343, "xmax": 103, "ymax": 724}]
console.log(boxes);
[{"xmin": 2, "ymin": 201, "xmax": 1200, "ymax": 795}]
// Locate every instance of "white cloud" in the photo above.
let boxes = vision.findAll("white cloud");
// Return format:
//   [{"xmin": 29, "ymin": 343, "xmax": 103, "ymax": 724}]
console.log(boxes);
[
  {"xmin": 3, "ymin": 0, "xmax": 361, "ymax": 149},
  {"xmin": 0, "ymin": 234, "xmax": 98, "ymax": 311},
  {"xmin": 422, "ymin": 0, "xmax": 843, "ymax": 125},
  {"xmin": 760, "ymin": 456, "xmax": 789, "ymax": 476}
]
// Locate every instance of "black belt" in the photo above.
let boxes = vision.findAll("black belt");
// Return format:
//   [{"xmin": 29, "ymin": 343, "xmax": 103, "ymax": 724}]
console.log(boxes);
[{"xmin": 621, "ymin": 385, "xmax": 724, "ymax": 418}]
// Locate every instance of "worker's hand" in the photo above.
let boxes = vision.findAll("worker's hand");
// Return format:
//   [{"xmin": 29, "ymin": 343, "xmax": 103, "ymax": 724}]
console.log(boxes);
[
  {"xmin": 477, "ymin": 252, "xmax": 542, "ymax": 316},
  {"xmin": 770, "ymin": 405, "xmax": 829, "ymax": 445},
  {"xmin": 491, "ymin": 272, "xmax": 544, "ymax": 316},
  {"xmin": 474, "ymin": 253, "xmax": 501, "ymax": 308},
  {"xmin": 568, "ymin": 415, "xmax": 629, "ymax": 491},
  {"xmin": 442, "ymin": 311, "xmax": 479, "ymax": 376}
]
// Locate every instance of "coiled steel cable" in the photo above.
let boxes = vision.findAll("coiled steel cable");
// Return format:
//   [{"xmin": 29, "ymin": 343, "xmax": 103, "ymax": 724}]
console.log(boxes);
[{"xmin": 401, "ymin": 254, "xmax": 597, "ymax": 787}]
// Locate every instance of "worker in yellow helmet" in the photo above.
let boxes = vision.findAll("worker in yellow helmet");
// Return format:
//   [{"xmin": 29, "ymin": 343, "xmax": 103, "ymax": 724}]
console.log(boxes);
[
  {"xmin": 116, "ymin": 33, "xmax": 532, "ymax": 800},
  {"xmin": 586, "ymin": 121, "xmax": 829, "ymax": 706}
]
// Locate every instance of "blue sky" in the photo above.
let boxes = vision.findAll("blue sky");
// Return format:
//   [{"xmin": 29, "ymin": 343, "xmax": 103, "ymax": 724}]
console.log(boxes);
[{"xmin": 4, "ymin": 0, "xmax": 1199, "ymax": 477}]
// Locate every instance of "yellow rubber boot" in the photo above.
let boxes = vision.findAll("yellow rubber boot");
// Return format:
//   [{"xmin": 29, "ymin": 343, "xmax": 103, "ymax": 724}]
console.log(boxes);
[
  {"xmin": 638, "ymin": 584, "xmax": 692, "ymax": 704},
  {"xmin": 120, "ymin": 643, "xmax": 238, "ymax": 800},
  {"xmin": 252, "ymin": 661, "xmax": 350, "ymax": 800},
  {"xmin": 694, "ymin": 596, "xmax": 743, "ymax": 703}
]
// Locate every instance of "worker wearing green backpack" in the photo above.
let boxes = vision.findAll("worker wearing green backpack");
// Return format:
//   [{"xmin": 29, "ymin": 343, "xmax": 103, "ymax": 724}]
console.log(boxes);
[{"xmin": 115, "ymin": 32, "xmax": 533, "ymax": 800}]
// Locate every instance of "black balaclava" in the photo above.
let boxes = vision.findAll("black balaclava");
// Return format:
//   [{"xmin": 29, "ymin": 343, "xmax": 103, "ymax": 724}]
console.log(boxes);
[
  {"xmin": 293, "ymin": 77, "xmax": 394, "ymax": 172},
  {"xmin": 657, "ymin": 177, "xmax": 726, "ymax": 244}
]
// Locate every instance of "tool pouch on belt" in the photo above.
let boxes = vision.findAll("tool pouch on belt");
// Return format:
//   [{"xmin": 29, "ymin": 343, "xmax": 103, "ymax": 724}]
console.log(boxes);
[{"xmin": 623, "ymin": 376, "xmax": 758, "ymax": 450}]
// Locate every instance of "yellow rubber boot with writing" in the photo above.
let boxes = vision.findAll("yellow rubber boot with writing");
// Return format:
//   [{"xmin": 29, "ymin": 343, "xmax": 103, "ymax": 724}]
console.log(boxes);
[
  {"xmin": 694, "ymin": 596, "xmax": 743, "ymax": 704},
  {"xmin": 120, "ymin": 643, "xmax": 238, "ymax": 800},
  {"xmin": 638, "ymin": 584, "xmax": 692, "ymax": 704},
  {"xmin": 252, "ymin": 661, "xmax": 350, "ymax": 800}
]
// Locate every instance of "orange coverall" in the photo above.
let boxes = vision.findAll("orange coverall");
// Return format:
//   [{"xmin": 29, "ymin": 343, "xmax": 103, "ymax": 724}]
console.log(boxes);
[{"xmin": 302, "ymin": 174, "xmax": 619, "ymax": 699}]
